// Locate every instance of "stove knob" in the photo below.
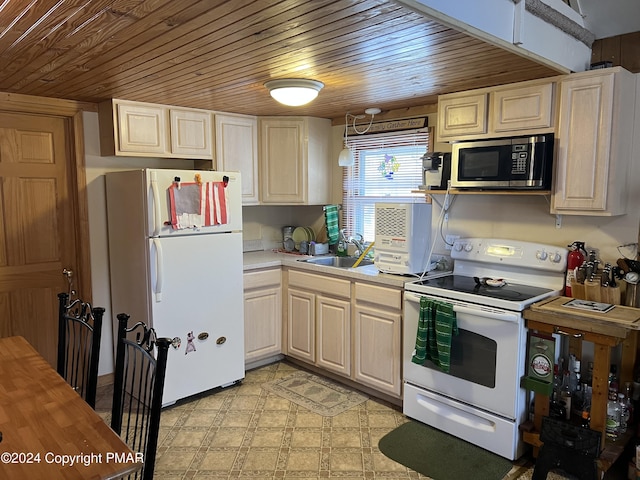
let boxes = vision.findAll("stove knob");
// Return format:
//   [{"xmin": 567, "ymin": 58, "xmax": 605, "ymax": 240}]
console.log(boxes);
[
  {"xmin": 536, "ymin": 250, "xmax": 548, "ymax": 261},
  {"xmin": 550, "ymin": 252, "xmax": 562, "ymax": 263},
  {"xmin": 454, "ymin": 243, "xmax": 464, "ymax": 252},
  {"xmin": 464, "ymin": 243, "xmax": 473, "ymax": 252}
]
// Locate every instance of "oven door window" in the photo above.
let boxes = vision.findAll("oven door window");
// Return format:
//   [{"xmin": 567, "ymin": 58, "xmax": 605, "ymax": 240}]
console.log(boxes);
[{"xmin": 422, "ymin": 328, "xmax": 497, "ymax": 388}]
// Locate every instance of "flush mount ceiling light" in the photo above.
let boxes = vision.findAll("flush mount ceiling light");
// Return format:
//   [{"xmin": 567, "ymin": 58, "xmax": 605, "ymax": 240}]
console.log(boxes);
[
  {"xmin": 264, "ymin": 79, "xmax": 324, "ymax": 106},
  {"xmin": 338, "ymin": 108, "xmax": 382, "ymax": 167}
]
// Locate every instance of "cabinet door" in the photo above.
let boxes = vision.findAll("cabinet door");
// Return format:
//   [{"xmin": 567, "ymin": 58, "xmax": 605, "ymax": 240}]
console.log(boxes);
[
  {"xmin": 260, "ymin": 119, "xmax": 305, "ymax": 203},
  {"xmin": 287, "ymin": 288, "xmax": 315, "ymax": 362},
  {"xmin": 316, "ymin": 295, "xmax": 351, "ymax": 377},
  {"xmin": 169, "ymin": 109, "xmax": 213, "ymax": 158},
  {"xmin": 354, "ymin": 283, "xmax": 402, "ymax": 396},
  {"xmin": 437, "ymin": 93, "xmax": 487, "ymax": 140},
  {"xmin": 215, "ymin": 113, "xmax": 259, "ymax": 204},
  {"xmin": 116, "ymin": 102, "xmax": 168, "ymax": 155},
  {"xmin": 353, "ymin": 305, "xmax": 401, "ymax": 396},
  {"xmin": 491, "ymin": 83, "xmax": 554, "ymax": 133},
  {"xmin": 244, "ymin": 285, "xmax": 282, "ymax": 363},
  {"xmin": 553, "ymin": 73, "xmax": 614, "ymax": 213}
]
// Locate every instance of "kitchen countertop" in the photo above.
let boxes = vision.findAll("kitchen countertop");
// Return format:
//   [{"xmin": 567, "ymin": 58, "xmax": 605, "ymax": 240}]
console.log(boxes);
[{"xmin": 243, "ymin": 250, "xmax": 426, "ymax": 288}]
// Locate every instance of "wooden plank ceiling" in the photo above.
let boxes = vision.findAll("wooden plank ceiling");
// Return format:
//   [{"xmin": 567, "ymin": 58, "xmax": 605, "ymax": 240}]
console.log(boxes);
[{"xmin": 0, "ymin": 0, "xmax": 563, "ymax": 121}]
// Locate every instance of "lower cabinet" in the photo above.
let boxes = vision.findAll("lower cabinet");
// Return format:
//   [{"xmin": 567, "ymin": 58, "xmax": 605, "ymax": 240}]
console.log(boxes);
[
  {"xmin": 286, "ymin": 270, "xmax": 351, "ymax": 377},
  {"xmin": 285, "ymin": 268, "xmax": 403, "ymax": 397},
  {"xmin": 243, "ymin": 268, "xmax": 282, "ymax": 364},
  {"xmin": 354, "ymin": 283, "xmax": 402, "ymax": 396}
]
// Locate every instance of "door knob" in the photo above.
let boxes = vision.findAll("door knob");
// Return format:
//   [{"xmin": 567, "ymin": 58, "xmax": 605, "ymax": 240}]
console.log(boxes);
[{"xmin": 62, "ymin": 268, "xmax": 75, "ymax": 296}]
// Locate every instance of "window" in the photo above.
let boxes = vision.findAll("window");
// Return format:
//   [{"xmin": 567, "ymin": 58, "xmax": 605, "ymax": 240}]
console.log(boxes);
[{"xmin": 342, "ymin": 129, "xmax": 430, "ymax": 242}]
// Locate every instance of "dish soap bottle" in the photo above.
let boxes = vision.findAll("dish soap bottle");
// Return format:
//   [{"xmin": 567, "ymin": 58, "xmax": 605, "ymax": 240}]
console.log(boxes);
[{"xmin": 336, "ymin": 229, "xmax": 348, "ymax": 257}]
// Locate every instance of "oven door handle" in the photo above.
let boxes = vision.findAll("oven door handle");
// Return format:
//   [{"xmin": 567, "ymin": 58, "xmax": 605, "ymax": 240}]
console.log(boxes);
[
  {"xmin": 453, "ymin": 305, "xmax": 520, "ymax": 323},
  {"xmin": 405, "ymin": 292, "xmax": 521, "ymax": 323}
]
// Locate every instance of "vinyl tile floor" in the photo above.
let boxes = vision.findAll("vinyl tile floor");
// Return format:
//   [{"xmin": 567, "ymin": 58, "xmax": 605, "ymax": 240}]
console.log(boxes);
[{"xmin": 95, "ymin": 360, "xmax": 629, "ymax": 480}]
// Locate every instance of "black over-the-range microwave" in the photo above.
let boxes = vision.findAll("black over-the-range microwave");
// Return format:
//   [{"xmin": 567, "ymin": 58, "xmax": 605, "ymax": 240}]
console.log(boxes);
[{"xmin": 450, "ymin": 134, "xmax": 554, "ymax": 190}]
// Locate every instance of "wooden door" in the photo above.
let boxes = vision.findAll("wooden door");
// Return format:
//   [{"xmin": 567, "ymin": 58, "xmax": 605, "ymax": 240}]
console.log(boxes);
[
  {"xmin": 259, "ymin": 118, "xmax": 305, "ymax": 204},
  {"xmin": 436, "ymin": 93, "xmax": 488, "ymax": 141},
  {"xmin": 286, "ymin": 287, "xmax": 315, "ymax": 363},
  {"xmin": 215, "ymin": 113, "xmax": 259, "ymax": 205},
  {"xmin": 169, "ymin": 108, "xmax": 213, "ymax": 159},
  {"xmin": 316, "ymin": 295, "xmax": 351, "ymax": 376},
  {"xmin": 0, "ymin": 111, "xmax": 78, "ymax": 366}
]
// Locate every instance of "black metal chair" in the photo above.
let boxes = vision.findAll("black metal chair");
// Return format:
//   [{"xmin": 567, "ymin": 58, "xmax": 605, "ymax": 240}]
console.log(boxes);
[
  {"xmin": 532, "ymin": 416, "xmax": 601, "ymax": 480},
  {"xmin": 111, "ymin": 313, "xmax": 170, "ymax": 480},
  {"xmin": 57, "ymin": 291, "xmax": 104, "ymax": 409}
]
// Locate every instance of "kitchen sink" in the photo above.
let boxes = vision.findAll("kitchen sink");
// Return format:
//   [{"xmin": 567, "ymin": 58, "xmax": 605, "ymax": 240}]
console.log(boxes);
[{"xmin": 298, "ymin": 256, "xmax": 374, "ymax": 268}]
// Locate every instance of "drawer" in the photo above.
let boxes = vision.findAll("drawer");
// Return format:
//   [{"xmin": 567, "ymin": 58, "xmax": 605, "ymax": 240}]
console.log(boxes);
[
  {"xmin": 243, "ymin": 268, "xmax": 281, "ymax": 290},
  {"xmin": 288, "ymin": 270, "xmax": 350, "ymax": 298},
  {"xmin": 355, "ymin": 282, "xmax": 402, "ymax": 310}
]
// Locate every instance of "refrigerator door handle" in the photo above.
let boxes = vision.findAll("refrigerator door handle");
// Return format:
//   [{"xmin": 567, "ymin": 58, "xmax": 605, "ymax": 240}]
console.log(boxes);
[
  {"xmin": 153, "ymin": 238, "xmax": 164, "ymax": 302},
  {"xmin": 150, "ymin": 170, "xmax": 162, "ymax": 237}
]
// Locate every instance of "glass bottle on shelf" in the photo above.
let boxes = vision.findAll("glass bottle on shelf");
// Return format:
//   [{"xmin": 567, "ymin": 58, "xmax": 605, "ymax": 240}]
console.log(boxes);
[
  {"xmin": 623, "ymin": 383, "xmax": 634, "ymax": 427},
  {"xmin": 580, "ymin": 384, "xmax": 592, "ymax": 429},
  {"xmin": 618, "ymin": 393, "xmax": 629, "ymax": 433},
  {"xmin": 552, "ymin": 364, "xmax": 562, "ymax": 402},
  {"xmin": 560, "ymin": 371, "xmax": 572, "ymax": 420},
  {"xmin": 580, "ymin": 409, "xmax": 591, "ymax": 429},
  {"xmin": 609, "ymin": 364, "xmax": 619, "ymax": 394},
  {"xmin": 607, "ymin": 389, "xmax": 621, "ymax": 439},
  {"xmin": 573, "ymin": 375, "xmax": 583, "ymax": 414},
  {"xmin": 569, "ymin": 357, "xmax": 581, "ymax": 392},
  {"xmin": 584, "ymin": 361, "xmax": 594, "ymax": 387}
]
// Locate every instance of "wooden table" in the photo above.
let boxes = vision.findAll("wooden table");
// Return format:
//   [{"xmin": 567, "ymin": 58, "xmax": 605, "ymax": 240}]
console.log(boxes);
[
  {"xmin": 522, "ymin": 297, "xmax": 640, "ymax": 473},
  {"xmin": 0, "ymin": 336, "xmax": 141, "ymax": 479}
]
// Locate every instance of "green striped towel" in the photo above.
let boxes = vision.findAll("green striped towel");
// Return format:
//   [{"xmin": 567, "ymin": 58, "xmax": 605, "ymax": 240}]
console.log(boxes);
[
  {"xmin": 324, "ymin": 205, "xmax": 340, "ymax": 245},
  {"xmin": 412, "ymin": 297, "xmax": 458, "ymax": 373}
]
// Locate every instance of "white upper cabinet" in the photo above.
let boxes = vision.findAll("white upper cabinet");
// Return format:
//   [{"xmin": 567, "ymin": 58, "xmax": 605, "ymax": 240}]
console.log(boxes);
[
  {"xmin": 214, "ymin": 113, "xmax": 259, "ymax": 205},
  {"xmin": 259, "ymin": 117, "xmax": 331, "ymax": 205},
  {"xmin": 99, "ymin": 99, "xmax": 213, "ymax": 159},
  {"xmin": 100, "ymin": 101, "xmax": 168, "ymax": 156},
  {"xmin": 552, "ymin": 67, "xmax": 637, "ymax": 216},
  {"xmin": 490, "ymin": 83, "xmax": 554, "ymax": 133},
  {"xmin": 437, "ymin": 79, "xmax": 557, "ymax": 142},
  {"xmin": 169, "ymin": 108, "xmax": 213, "ymax": 158},
  {"xmin": 437, "ymin": 92, "xmax": 488, "ymax": 140}
]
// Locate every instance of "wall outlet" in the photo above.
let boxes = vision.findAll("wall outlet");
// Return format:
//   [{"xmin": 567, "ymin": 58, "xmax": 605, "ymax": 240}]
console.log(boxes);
[{"xmin": 444, "ymin": 234, "xmax": 460, "ymax": 250}]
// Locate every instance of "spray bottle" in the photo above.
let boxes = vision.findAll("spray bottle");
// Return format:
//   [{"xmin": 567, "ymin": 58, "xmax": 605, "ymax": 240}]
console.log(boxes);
[{"xmin": 565, "ymin": 241, "xmax": 587, "ymax": 297}]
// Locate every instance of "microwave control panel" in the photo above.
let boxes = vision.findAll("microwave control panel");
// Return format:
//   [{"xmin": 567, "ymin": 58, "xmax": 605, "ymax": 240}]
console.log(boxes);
[{"xmin": 511, "ymin": 144, "xmax": 529, "ymax": 174}]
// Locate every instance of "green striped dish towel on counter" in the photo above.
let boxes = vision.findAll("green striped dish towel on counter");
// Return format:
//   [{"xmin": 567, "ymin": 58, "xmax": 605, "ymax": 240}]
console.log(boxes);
[
  {"xmin": 324, "ymin": 205, "xmax": 340, "ymax": 245},
  {"xmin": 411, "ymin": 297, "xmax": 458, "ymax": 373}
]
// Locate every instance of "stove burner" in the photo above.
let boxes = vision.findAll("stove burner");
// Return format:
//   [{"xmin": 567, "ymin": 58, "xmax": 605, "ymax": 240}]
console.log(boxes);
[{"xmin": 408, "ymin": 275, "xmax": 554, "ymax": 303}]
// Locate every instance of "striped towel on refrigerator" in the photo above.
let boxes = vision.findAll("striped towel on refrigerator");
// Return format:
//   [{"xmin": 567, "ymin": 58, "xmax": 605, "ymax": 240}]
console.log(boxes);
[{"xmin": 168, "ymin": 181, "xmax": 229, "ymax": 230}]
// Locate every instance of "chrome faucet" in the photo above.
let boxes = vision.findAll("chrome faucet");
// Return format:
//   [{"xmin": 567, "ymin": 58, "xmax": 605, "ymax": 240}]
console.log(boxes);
[{"xmin": 348, "ymin": 233, "xmax": 365, "ymax": 257}]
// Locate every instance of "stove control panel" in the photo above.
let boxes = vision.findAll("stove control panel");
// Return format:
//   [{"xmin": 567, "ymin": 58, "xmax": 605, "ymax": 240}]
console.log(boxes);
[{"xmin": 451, "ymin": 238, "xmax": 568, "ymax": 272}]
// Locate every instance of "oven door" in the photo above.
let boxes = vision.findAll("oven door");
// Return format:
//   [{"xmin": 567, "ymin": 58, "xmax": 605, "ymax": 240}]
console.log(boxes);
[{"xmin": 403, "ymin": 291, "xmax": 526, "ymax": 419}]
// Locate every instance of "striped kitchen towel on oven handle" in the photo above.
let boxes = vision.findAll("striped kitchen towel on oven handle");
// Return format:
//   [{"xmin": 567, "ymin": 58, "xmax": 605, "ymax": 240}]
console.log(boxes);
[{"xmin": 412, "ymin": 298, "xmax": 457, "ymax": 373}]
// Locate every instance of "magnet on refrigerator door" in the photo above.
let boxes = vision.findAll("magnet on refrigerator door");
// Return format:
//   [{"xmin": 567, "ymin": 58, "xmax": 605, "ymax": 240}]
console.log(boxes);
[{"xmin": 185, "ymin": 331, "xmax": 196, "ymax": 355}]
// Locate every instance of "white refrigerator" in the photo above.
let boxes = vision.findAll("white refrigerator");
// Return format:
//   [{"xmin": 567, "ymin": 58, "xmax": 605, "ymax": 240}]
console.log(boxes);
[{"xmin": 105, "ymin": 168, "xmax": 244, "ymax": 406}]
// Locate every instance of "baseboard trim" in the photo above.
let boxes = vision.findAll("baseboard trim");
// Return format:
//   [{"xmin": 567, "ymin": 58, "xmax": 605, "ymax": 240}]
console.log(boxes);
[{"xmin": 97, "ymin": 373, "xmax": 114, "ymax": 387}]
